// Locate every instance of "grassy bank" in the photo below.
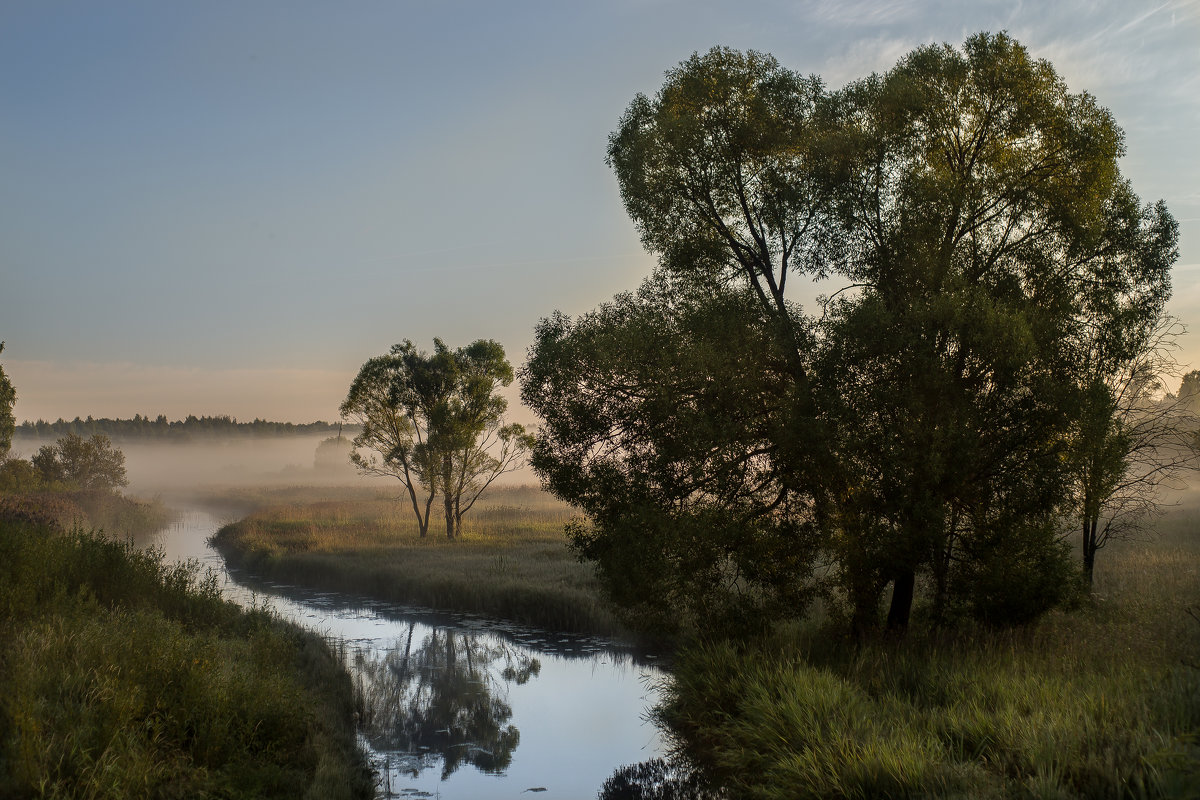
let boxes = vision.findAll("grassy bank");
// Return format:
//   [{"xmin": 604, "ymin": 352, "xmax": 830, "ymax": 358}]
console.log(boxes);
[
  {"xmin": 659, "ymin": 504, "xmax": 1200, "ymax": 799},
  {"xmin": 209, "ymin": 485, "xmax": 625, "ymax": 636},
  {"xmin": 0, "ymin": 519, "xmax": 373, "ymax": 799}
]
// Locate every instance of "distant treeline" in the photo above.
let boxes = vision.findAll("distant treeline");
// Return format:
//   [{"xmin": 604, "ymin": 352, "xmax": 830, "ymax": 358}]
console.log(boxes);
[{"xmin": 16, "ymin": 415, "xmax": 345, "ymax": 440}]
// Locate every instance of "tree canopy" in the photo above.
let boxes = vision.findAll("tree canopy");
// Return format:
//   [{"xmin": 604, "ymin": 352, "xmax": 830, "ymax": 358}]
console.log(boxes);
[
  {"xmin": 31, "ymin": 433, "xmax": 129, "ymax": 491},
  {"xmin": 522, "ymin": 33, "xmax": 1178, "ymax": 636}
]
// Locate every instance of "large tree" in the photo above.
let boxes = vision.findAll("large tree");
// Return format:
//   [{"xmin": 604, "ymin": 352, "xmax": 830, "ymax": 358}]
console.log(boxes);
[
  {"xmin": 523, "ymin": 34, "xmax": 1177, "ymax": 635},
  {"xmin": 342, "ymin": 339, "xmax": 531, "ymax": 539}
]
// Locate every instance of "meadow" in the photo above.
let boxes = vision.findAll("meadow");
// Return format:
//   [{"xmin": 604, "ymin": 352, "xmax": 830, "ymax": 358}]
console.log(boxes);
[
  {"xmin": 0, "ymin": 518, "xmax": 373, "ymax": 799},
  {"xmin": 208, "ymin": 485, "xmax": 626, "ymax": 636}
]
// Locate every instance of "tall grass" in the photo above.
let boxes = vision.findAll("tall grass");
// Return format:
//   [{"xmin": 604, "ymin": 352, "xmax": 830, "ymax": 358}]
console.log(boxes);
[
  {"xmin": 0, "ymin": 519, "xmax": 372, "ymax": 799},
  {"xmin": 658, "ymin": 505, "xmax": 1200, "ymax": 799},
  {"xmin": 209, "ymin": 486, "xmax": 627, "ymax": 636}
]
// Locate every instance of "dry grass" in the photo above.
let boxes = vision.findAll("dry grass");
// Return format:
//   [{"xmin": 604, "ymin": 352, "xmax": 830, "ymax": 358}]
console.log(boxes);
[{"xmin": 210, "ymin": 486, "xmax": 626, "ymax": 636}]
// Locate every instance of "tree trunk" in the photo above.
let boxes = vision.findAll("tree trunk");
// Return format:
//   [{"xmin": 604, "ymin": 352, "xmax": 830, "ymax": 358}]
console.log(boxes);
[
  {"xmin": 443, "ymin": 456, "xmax": 455, "ymax": 539},
  {"xmin": 886, "ymin": 568, "xmax": 915, "ymax": 633},
  {"xmin": 1083, "ymin": 517, "xmax": 1097, "ymax": 587},
  {"xmin": 420, "ymin": 491, "xmax": 436, "ymax": 538}
]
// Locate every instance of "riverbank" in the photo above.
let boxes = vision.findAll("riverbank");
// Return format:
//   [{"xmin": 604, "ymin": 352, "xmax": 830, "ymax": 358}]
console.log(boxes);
[
  {"xmin": 659, "ymin": 502, "xmax": 1200, "ymax": 799},
  {"xmin": 0, "ymin": 518, "xmax": 373, "ymax": 799},
  {"xmin": 209, "ymin": 485, "xmax": 628, "ymax": 637}
]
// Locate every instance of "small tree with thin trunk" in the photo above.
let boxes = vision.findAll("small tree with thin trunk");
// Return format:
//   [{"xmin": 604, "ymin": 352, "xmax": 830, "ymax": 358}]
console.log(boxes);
[
  {"xmin": 341, "ymin": 345, "xmax": 441, "ymax": 537},
  {"xmin": 0, "ymin": 342, "xmax": 15, "ymax": 462},
  {"xmin": 1070, "ymin": 317, "xmax": 1199, "ymax": 586}
]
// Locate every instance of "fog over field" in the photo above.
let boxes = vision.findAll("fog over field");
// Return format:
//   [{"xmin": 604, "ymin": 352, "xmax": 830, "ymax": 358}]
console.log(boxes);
[
  {"xmin": 12, "ymin": 433, "xmax": 361, "ymax": 496},
  {"xmin": 11, "ymin": 432, "xmax": 537, "ymax": 498}
]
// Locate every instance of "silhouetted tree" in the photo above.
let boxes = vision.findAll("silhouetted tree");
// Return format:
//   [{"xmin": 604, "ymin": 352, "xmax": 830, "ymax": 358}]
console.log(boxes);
[{"xmin": 1069, "ymin": 317, "xmax": 1199, "ymax": 586}]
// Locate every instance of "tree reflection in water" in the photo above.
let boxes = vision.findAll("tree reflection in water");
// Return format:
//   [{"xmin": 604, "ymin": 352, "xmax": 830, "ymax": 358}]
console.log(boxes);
[
  {"xmin": 353, "ymin": 622, "xmax": 541, "ymax": 780},
  {"xmin": 599, "ymin": 758, "xmax": 725, "ymax": 800}
]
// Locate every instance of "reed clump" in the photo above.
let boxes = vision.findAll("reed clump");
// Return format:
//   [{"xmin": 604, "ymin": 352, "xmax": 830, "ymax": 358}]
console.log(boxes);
[
  {"xmin": 0, "ymin": 519, "xmax": 373, "ymax": 799},
  {"xmin": 210, "ymin": 485, "xmax": 625, "ymax": 636}
]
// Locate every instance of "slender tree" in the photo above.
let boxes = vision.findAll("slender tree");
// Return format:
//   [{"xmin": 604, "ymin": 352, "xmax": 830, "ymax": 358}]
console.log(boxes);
[
  {"xmin": 1070, "ymin": 316, "xmax": 1197, "ymax": 586},
  {"xmin": 0, "ymin": 342, "xmax": 15, "ymax": 461},
  {"xmin": 341, "ymin": 344, "xmax": 441, "ymax": 536}
]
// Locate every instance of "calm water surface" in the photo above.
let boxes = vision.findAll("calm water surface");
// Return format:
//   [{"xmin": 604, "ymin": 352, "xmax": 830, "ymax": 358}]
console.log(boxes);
[{"xmin": 147, "ymin": 507, "xmax": 666, "ymax": 799}]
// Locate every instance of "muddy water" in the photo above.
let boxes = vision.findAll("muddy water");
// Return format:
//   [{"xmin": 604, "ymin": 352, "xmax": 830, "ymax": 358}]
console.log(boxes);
[{"xmin": 147, "ymin": 507, "xmax": 666, "ymax": 799}]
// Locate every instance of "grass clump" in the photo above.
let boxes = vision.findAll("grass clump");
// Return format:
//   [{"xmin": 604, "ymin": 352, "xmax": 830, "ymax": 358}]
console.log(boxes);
[
  {"xmin": 0, "ymin": 519, "xmax": 372, "ymax": 799},
  {"xmin": 657, "ymin": 507, "xmax": 1200, "ymax": 799},
  {"xmin": 210, "ymin": 485, "xmax": 625, "ymax": 636}
]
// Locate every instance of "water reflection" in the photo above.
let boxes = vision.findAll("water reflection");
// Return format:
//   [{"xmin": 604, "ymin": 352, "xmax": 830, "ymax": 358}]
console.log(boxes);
[
  {"xmin": 144, "ymin": 507, "xmax": 667, "ymax": 798},
  {"xmin": 599, "ymin": 758, "xmax": 724, "ymax": 800},
  {"xmin": 355, "ymin": 623, "xmax": 540, "ymax": 779}
]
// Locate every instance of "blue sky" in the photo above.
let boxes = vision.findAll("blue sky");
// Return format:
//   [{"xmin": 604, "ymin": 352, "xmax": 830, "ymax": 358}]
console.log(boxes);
[{"xmin": 3, "ymin": 0, "xmax": 1198, "ymax": 422}]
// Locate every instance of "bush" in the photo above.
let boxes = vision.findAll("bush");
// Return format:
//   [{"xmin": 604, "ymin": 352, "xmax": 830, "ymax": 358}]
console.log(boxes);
[
  {"xmin": 0, "ymin": 457, "xmax": 44, "ymax": 493},
  {"xmin": 32, "ymin": 433, "xmax": 128, "ymax": 490},
  {"xmin": 953, "ymin": 521, "xmax": 1082, "ymax": 625}
]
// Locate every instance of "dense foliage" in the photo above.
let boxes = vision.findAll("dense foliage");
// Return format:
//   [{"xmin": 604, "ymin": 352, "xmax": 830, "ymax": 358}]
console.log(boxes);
[
  {"xmin": 522, "ymin": 34, "xmax": 1178, "ymax": 635},
  {"xmin": 655, "ymin": 508, "xmax": 1200, "ymax": 798},
  {"xmin": 31, "ymin": 433, "xmax": 129, "ymax": 491}
]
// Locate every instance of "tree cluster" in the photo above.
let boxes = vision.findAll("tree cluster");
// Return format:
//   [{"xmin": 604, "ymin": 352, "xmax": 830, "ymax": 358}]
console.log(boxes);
[
  {"xmin": 23, "ymin": 433, "xmax": 130, "ymax": 492},
  {"xmin": 16, "ymin": 415, "xmax": 341, "ymax": 441},
  {"xmin": 521, "ymin": 34, "xmax": 1180, "ymax": 636},
  {"xmin": 341, "ymin": 339, "xmax": 533, "ymax": 539}
]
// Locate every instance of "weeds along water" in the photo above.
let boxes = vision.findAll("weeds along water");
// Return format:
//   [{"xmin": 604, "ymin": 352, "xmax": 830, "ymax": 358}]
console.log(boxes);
[{"xmin": 0, "ymin": 519, "xmax": 372, "ymax": 799}]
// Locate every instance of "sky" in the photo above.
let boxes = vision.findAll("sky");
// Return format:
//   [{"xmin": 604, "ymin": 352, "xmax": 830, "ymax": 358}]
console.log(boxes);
[{"xmin": 2, "ymin": 0, "xmax": 1198, "ymax": 424}]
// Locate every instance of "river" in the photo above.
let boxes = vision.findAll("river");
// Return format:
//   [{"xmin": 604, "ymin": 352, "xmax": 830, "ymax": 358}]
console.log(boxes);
[{"xmin": 146, "ymin": 506, "xmax": 667, "ymax": 799}]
